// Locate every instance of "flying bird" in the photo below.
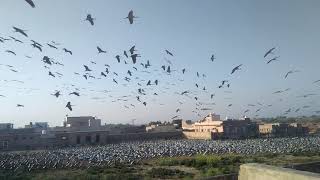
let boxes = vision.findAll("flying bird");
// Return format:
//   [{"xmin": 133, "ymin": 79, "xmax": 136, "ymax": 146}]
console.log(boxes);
[
  {"xmin": 231, "ymin": 64, "xmax": 242, "ymax": 74},
  {"xmin": 48, "ymin": 71, "xmax": 55, "ymax": 77},
  {"xmin": 25, "ymin": 0, "xmax": 35, "ymax": 8},
  {"xmin": 5, "ymin": 50, "xmax": 16, "ymax": 55},
  {"xmin": 129, "ymin": 45, "xmax": 136, "ymax": 54},
  {"xmin": 115, "ymin": 55, "xmax": 120, "ymax": 63},
  {"xmin": 101, "ymin": 72, "xmax": 107, "ymax": 77},
  {"xmin": 267, "ymin": 56, "xmax": 280, "ymax": 64},
  {"xmin": 264, "ymin": 47, "xmax": 276, "ymax": 58},
  {"xmin": 97, "ymin": 46, "xmax": 106, "ymax": 53},
  {"xmin": 85, "ymin": 14, "xmax": 95, "ymax": 25},
  {"xmin": 9, "ymin": 36, "xmax": 23, "ymax": 43},
  {"xmin": 182, "ymin": 68, "xmax": 186, "ymax": 74},
  {"xmin": 69, "ymin": 92, "xmax": 80, "ymax": 96},
  {"xmin": 66, "ymin": 102, "xmax": 73, "ymax": 111},
  {"xmin": 125, "ymin": 10, "xmax": 138, "ymax": 24},
  {"xmin": 63, "ymin": 48, "xmax": 72, "ymax": 55},
  {"xmin": 83, "ymin": 65, "xmax": 92, "ymax": 71},
  {"xmin": 17, "ymin": 104, "xmax": 24, "ymax": 107},
  {"xmin": 211, "ymin": 54, "xmax": 216, "ymax": 62},
  {"xmin": 165, "ymin": 50, "xmax": 173, "ymax": 56},
  {"xmin": 131, "ymin": 54, "xmax": 140, "ymax": 64},
  {"xmin": 124, "ymin": 51, "xmax": 129, "ymax": 58},
  {"xmin": 13, "ymin": 26, "xmax": 28, "ymax": 37},
  {"xmin": 47, "ymin": 43, "xmax": 58, "ymax": 49},
  {"xmin": 284, "ymin": 70, "xmax": 299, "ymax": 79},
  {"xmin": 52, "ymin": 91, "xmax": 61, "ymax": 98}
]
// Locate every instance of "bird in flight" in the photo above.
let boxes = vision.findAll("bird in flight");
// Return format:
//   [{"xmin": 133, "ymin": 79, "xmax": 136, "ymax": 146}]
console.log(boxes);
[
  {"xmin": 83, "ymin": 65, "xmax": 92, "ymax": 72},
  {"xmin": 284, "ymin": 70, "xmax": 299, "ymax": 79},
  {"xmin": 267, "ymin": 56, "xmax": 280, "ymax": 64},
  {"xmin": 25, "ymin": 0, "xmax": 35, "ymax": 8},
  {"xmin": 13, "ymin": 26, "xmax": 28, "ymax": 37},
  {"xmin": 264, "ymin": 47, "xmax": 276, "ymax": 58},
  {"xmin": 97, "ymin": 46, "xmax": 106, "ymax": 53},
  {"xmin": 115, "ymin": 55, "xmax": 121, "ymax": 63},
  {"xmin": 211, "ymin": 54, "xmax": 216, "ymax": 62},
  {"xmin": 66, "ymin": 102, "xmax": 73, "ymax": 111},
  {"xmin": 125, "ymin": 10, "xmax": 138, "ymax": 24},
  {"xmin": 5, "ymin": 50, "xmax": 16, "ymax": 55},
  {"xmin": 63, "ymin": 48, "xmax": 72, "ymax": 55},
  {"xmin": 9, "ymin": 36, "xmax": 23, "ymax": 43},
  {"xmin": 231, "ymin": 64, "xmax": 243, "ymax": 74},
  {"xmin": 165, "ymin": 50, "xmax": 174, "ymax": 56},
  {"xmin": 52, "ymin": 91, "xmax": 61, "ymax": 98},
  {"xmin": 17, "ymin": 104, "xmax": 24, "ymax": 107},
  {"xmin": 69, "ymin": 92, "xmax": 80, "ymax": 96},
  {"xmin": 85, "ymin": 14, "xmax": 95, "ymax": 26},
  {"xmin": 131, "ymin": 54, "xmax": 140, "ymax": 64},
  {"xmin": 47, "ymin": 43, "xmax": 58, "ymax": 49},
  {"xmin": 48, "ymin": 71, "xmax": 55, "ymax": 77}
]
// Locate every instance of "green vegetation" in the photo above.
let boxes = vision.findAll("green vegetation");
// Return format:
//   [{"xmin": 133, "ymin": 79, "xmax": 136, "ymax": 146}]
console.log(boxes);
[{"xmin": 2, "ymin": 152, "xmax": 320, "ymax": 180}]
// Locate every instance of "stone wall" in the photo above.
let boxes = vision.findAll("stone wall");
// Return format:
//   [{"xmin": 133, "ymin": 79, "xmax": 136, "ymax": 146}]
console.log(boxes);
[{"xmin": 238, "ymin": 163, "xmax": 320, "ymax": 180}]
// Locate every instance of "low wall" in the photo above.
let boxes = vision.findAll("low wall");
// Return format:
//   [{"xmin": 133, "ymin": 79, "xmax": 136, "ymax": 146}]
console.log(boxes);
[
  {"xmin": 183, "ymin": 131, "xmax": 212, "ymax": 140},
  {"xmin": 238, "ymin": 163, "xmax": 320, "ymax": 180}
]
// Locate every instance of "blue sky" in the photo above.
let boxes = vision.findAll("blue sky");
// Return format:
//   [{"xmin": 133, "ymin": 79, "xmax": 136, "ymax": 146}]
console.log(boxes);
[{"xmin": 0, "ymin": 0, "xmax": 319, "ymax": 127}]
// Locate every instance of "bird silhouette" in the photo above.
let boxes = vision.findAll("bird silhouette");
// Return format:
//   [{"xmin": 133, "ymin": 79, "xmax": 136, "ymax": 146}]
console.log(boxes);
[
  {"xmin": 165, "ymin": 50, "xmax": 173, "ymax": 56},
  {"xmin": 182, "ymin": 68, "xmax": 186, "ymax": 74},
  {"xmin": 101, "ymin": 72, "xmax": 107, "ymax": 77},
  {"xmin": 86, "ymin": 14, "xmax": 95, "ymax": 25},
  {"xmin": 63, "ymin": 48, "xmax": 72, "ymax": 55},
  {"xmin": 48, "ymin": 71, "xmax": 55, "ymax": 77},
  {"xmin": 264, "ymin": 47, "xmax": 276, "ymax": 58},
  {"xmin": 113, "ymin": 79, "xmax": 118, "ymax": 84},
  {"xmin": 154, "ymin": 80, "xmax": 158, "ymax": 85},
  {"xmin": 127, "ymin": 70, "xmax": 132, "ymax": 76},
  {"xmin": 83, "ymin": 65, "xmax": 92, "ymax": 71},
  {"xmin": 267, "ymin": 56, "xmax": 280, "ymax": 64},
  {"xmin": 124, "ymin": 51, "xmax": 129, "ymax": 58},
  {"xmin": 143, "ymin": 102, "xmax": 147, "ymax": 106},
  {"xmin": 9, "ymin": 36, "xmax": 23, "ymax": 43},
  {"xmin": 211, "ymin": 54, "xmax": 216, "ymax": 62},
  {"xmin": 115, "ymin": 55, "xmax": 120, "ymax": 63},
  {"xmin": 13, "ymin": 27, "xmax": 28, "ymax": 37},
  {"xmin": 285, "ymin": 70, "xmax": 299, "ymax": 79},
  {"xmin": 66, "ymin": 102, "xmax": 73, "ymax": 111},
  {"xmin": 25, "ymin": 0, "xmax": 35, "ymax": 8},
  {"xmin": 231, "ymin": 64, "xmax": 242, "ymax": 74},
  {"xmin": 131, "ymin": 54, "xmax": 140, "ymax": 64},
  {"xmin": 31, "ymin": 43, "xmax": 42, "ymax": 52},
  {"xmin": 69, "ymin": 92, "xmax": 80, "ymax": 96},
  {"xmin": 52, "ymin": 91, "xmax": 61, "ymax": 98},
  {"xmin": 47, "ymin": 43, "xmax": 58, "ymax": 49},
  {"xmin": 166, "ymin": 66, "xmax": 171, "ymax": 73},
  {"xmin": 97, "ymin": 46, "xmax": 106, "ymax": 53},
  {"xmin": 125, "ymin": 10, "xmax": 138, "ymax": 24},
  {"xmin": 129, "ymin": 45, "xmax": 136, "ymax": 54},
  {"xmin": 17, "ymin": 104, "xmax": 24, "ymax": 107},
  {"xmin": 5, "ymin": 50, "xmax": 16, "ymax": 55}
]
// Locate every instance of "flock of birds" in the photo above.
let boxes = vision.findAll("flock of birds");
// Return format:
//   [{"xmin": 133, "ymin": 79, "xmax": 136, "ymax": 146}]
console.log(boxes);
[
  {"xmin": 0, "ymin": 0, "xmax": 319, "ymax": 125},
  {"xmin": 1, "ymin": 137, "xmax": 320, "ymax": 172}
]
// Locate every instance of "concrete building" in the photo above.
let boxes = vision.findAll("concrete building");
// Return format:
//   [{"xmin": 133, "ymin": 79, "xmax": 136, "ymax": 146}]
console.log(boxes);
[
  {"xmin": 146, "ymin": 124, "xmax": 177, "ymax": 132},
  {"xmin": 194, "ymin": 113, "xmax": 224, "ymax": 133},
  {"xmin": 0, "ymin": 116, "xmax": 182, "ymax": 151},
  {"xmin": 259, "ymin": 123, "xmax": 309, "ymax": 137},
  {"xmin": 64, "ymin": 116, "xmax": 101, "ymax": 131},
  {"xmin": 222, "ymin": 117, "xmax": 259, "ymax": 139},
  {"xmin": 0, "ymin": 123, "xmax": 13, "ymax": 130},
  {"xmin": 25, "ymin": 122, "xmax": 49, "ymax": 129}
]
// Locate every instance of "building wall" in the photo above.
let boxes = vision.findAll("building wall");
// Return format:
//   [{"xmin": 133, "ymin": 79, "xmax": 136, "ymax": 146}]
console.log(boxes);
[
  {"xmin": 182, "ymin": 131, "xmax": 212, "ymax": 140},
  {"xmin": 0, "ymin": 130, "xmax": 183, "ymax": 151}
]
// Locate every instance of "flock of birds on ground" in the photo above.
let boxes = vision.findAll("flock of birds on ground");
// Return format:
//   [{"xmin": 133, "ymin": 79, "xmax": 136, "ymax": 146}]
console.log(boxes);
[
  {"xmin": 0, "ymin": 0, "xmax": 319, "ymax": 123},
  {"xmin": 0, "ymin": 137, "xmax": 320, "ymax": 172}
]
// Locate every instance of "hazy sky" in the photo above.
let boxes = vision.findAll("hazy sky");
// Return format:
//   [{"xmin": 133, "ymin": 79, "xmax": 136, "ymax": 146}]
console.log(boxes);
[{"xmin": 0, "ymin": 0, "xmax": 319, "ymax": 127}]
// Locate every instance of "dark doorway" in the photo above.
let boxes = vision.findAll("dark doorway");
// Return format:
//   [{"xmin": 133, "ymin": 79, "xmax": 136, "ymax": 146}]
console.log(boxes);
[
  {"xmin": 85, "ymin": 136, "xmax": 91, "ymax": 143},
  {"xmin": 76, "ymin": 136, "xmax": 81, "ymax": 144},
  {"xmin": 96, "ymin": 134, "xmax": 100, "ymax": 143}
]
